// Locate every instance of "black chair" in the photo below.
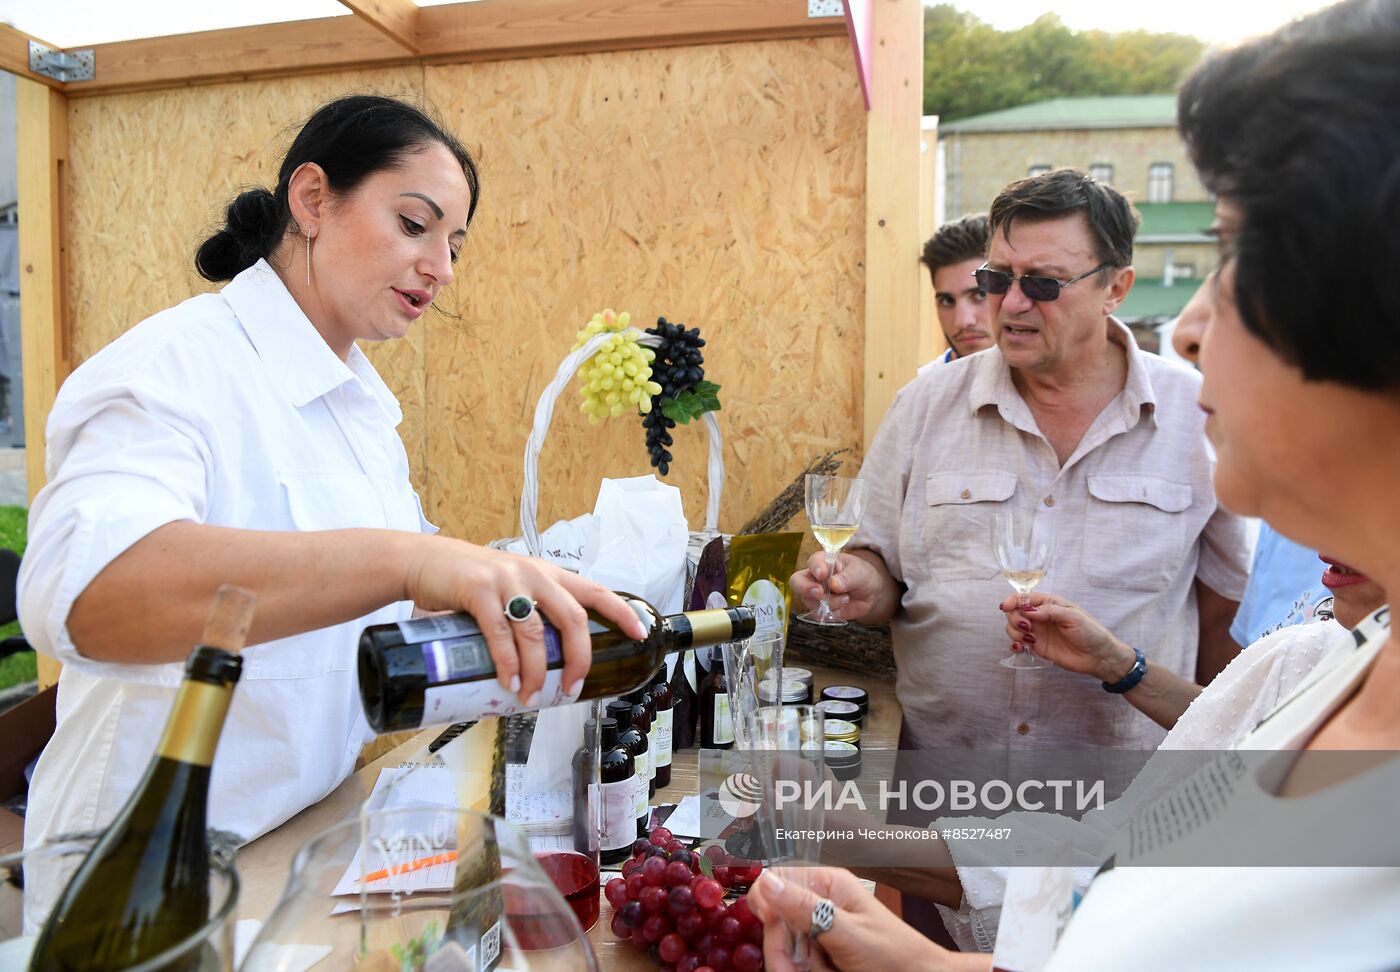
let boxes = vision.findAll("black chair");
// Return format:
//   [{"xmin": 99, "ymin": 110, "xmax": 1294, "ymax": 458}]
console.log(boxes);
[{"xmin": 0, "ymin": 548, "xmax": 32, "ymax": 661}]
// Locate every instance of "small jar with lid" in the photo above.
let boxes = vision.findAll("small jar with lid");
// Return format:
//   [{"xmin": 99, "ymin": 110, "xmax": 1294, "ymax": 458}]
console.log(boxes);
[
  {"xmin": 819, "ymin": 684, "xmax": 869, "ymax": 717},
  {"xmin": 815, "ymin": 698, "xmax": 863, "ymax": 728},
  {"xmin": 825, "ymin": 740, "xmax": 861, "ymax": 780},
  {"xmin": 823, "ymin": 717, "xmax": 861, "ymax": 748},
  {"xmin": 758, "ymin": 677, "xmax": 810, "ymax": 707},
  {"xmin": 783, "ymin": 667, "xmax": 816, "ymax": 705}
]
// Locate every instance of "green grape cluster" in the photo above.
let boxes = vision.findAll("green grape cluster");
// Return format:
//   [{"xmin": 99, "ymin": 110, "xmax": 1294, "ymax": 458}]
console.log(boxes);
[{"xmin": 575, "ymin": 308, "xmax": 664, "ymax": 424}]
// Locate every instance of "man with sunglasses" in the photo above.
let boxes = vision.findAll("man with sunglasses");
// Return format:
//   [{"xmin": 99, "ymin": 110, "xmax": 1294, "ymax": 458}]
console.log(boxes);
[{"xmin": 792, "ymin": 167, "xmax": 1250, "ymax": 757}]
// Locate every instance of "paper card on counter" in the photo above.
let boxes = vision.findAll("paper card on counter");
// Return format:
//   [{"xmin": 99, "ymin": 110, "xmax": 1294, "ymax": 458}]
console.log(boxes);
[
  {"xmin": 661, "ymin": 793, "xmax": 733, "ymax": 839},
  {"xmin": 505, "ymin": 763, "xmax": 573, "ymax": 835}
]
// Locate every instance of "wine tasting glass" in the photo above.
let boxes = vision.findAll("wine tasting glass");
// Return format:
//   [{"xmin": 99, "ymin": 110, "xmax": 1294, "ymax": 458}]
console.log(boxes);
[
  {"xmin": 243, "ymin": 807, "xmax": 598, "ymax": 971},
  {"xmin": 722, "ymin": 628, "xmax": 784, "ymax": 749},
  {"xmin": 741, "ymin": 705, "xmax": 826, "ymax": 971},
  {"xmin": 991, "ymin": 501, "xmax": 1056, "ymax": 670},
  {"xmin": 798, "ymin": 474, "xmax": 869, "ymax": 626}
]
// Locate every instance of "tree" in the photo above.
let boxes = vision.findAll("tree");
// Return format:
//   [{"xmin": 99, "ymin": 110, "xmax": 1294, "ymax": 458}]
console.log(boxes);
[{"xmin": 924, "ymin": 5, "xmax": 1205, "ymax": 121}]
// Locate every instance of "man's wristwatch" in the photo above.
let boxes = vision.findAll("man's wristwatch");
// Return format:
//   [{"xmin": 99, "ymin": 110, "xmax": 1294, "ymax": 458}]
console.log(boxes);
[{"xmin": 1102, "ymin": 647, "xmax": 1148, "ymax": 694}]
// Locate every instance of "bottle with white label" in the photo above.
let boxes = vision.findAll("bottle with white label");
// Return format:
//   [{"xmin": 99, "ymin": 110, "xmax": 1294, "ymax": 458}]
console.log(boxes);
[
  {"xmin": 358, "ymin": 596, "xmax": 755, "ymax": 733},
  {"xmin": 595, "ymin": 718, "xmax": 636, "ymax": 865},
  {"xmin": 606, "ymin": 700, "xmax": 650, "ymax": 838},
  {"xmin": 700, "ymin": 646, "xmax": 734, "ymax": 749},
  {"xmin": 624, "ymin": 688, "xmax": 657, "ymax": 797},
  {"xmin": 649, "ymin": 668, "xmax": 673, "ymax": 788}
]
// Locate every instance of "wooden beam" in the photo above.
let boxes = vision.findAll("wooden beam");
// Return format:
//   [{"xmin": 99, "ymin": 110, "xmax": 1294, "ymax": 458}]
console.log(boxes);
[
  {"xmin": 0, "ymin": 24, "xmax": 67, "ymax": 90},
  {"xmin": 16, "ymin": 78, "xmax": 70, "ymax": 689},
  {"xmin": 918, "ymin": 116, "xmax": 946, "ymax": 366},
  {"xmin": 63, "ymin": 0, "xmax": 844, "ymax": 97},
  {"xmin": 861, "ymin": 0, "xmax": 923, "ymax": 450},
  {"xmin": 337, "ymin": 0, "xmax": 422, "ymax": 54}
]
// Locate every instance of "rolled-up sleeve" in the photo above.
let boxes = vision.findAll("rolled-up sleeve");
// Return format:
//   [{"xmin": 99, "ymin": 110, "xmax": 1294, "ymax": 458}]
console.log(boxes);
[
  {"xmin": 19, "ymin": 381, "xmax": 212, "ymax": 675},
  {"xmin": 1195, "ymin": 503, "xmax": 1251, "ymax": 601}
]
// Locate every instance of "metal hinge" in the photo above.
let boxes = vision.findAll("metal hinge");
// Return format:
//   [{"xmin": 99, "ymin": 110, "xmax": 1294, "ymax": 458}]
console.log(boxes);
[
  {"xmin": 29, "ymin": 42, "xmax": 95, "ymax": 83},
  {"xmin": 808, "ymin": 0, "xmax": 845, "ymax": 18}
]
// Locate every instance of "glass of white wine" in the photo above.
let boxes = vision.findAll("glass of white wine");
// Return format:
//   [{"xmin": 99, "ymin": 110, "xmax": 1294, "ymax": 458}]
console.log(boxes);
[
  {"xmin": 991, "ymin": 502, "xmax": 1056, "ymax": 670},
  {"xmin": 798, "ymin": 474, "xmax": 868, "ymax": 626}
]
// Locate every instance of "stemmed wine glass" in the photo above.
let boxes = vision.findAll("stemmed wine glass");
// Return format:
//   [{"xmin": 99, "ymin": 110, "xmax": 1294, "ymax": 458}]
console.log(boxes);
[
  {"xmin": 990, "ymin": 499, "xmax": 1056, "ymax": 670},
  {"xmin": 798, "ymin": 474, "xmax": 868, "ymax": 626}
]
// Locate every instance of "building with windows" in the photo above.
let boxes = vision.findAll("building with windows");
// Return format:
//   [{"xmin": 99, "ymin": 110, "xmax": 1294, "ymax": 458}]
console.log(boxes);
[{"xmin": 937, "ymin": 94, "xmax": 1212, "ymax": 340}]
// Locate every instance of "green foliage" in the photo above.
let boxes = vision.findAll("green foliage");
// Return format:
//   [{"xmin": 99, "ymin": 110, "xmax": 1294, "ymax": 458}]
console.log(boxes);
[
  {"xmin": 660, "ymin": 381, "xmax": 722, "ymax": 425},
  {"xmin": 924, "ymin": 5, "xmax": 1205, "ymax": 121},
  {"xmin": 0, "ymin": 505, "xmax": 28, "ymax": 691}
]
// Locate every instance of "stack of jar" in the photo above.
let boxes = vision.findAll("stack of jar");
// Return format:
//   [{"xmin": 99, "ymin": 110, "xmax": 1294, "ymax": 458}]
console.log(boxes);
[{"xmin": 816, "ymin": 684, "xmax": 869, "ymax": 781}]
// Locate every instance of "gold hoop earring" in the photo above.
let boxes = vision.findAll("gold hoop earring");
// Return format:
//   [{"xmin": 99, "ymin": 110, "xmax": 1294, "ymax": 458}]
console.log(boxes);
[{"xmin": 305, "ymin": 230, "xmax": 313, "ymax": 287}]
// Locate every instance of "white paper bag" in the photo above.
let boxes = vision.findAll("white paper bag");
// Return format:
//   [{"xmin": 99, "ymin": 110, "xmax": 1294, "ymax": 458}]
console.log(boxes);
[{"xmin": 523, "ymin": 476, "xmax": 691, "ymax": 793}]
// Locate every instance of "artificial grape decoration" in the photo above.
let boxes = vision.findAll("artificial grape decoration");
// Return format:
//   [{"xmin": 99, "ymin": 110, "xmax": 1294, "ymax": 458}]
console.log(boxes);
[
  {"xmin": 575, "ymin": 309, "xmax": 664, "ymax": 425},
  {"xmin": 607, "ymin": 825, "xmax": 765, "ymax": 970},
  {"xmin": 642, "ymin": 317, "xmax": 721, "ymax": 477}
]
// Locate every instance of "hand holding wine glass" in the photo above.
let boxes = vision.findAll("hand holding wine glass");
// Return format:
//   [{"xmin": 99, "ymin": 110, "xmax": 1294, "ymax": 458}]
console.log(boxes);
[
  {"xmin": 990, "ymin": 498, "xmax": 1055, "ymax": 670},
  {"xmin": 798, "ymin": 475, "xmax": 869, "ymax": 626}
]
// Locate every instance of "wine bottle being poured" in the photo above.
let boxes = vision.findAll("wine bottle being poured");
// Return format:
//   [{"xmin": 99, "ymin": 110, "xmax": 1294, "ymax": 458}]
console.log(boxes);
[{"xmin": 358, "ymin": 593, "xmax": 755, "ymax": 733}]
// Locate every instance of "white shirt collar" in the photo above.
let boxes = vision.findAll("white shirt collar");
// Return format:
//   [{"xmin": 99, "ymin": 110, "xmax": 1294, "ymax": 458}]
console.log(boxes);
[{"xmin": 220, "ymin": 259, "xmax": 402, "ymax": 425}]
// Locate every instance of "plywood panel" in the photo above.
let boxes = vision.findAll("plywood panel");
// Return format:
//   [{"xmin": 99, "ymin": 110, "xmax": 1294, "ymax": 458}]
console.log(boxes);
[
  {"xmin": 63, "ymin": 68, "xmax": 431, "ymax": 483},
  {"xmin": 423, "ymin": 36, "xmax": 865, "ymax": 543}
]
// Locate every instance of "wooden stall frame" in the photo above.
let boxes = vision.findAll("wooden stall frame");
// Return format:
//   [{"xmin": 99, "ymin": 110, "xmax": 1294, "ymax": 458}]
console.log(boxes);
[
  {"xmin": 16, "ymin": 77, "xmax": 70, "ymax": 689},
  {"xmin": 861, "ymin": 0, "xmax": 924, "ymax": 446}
]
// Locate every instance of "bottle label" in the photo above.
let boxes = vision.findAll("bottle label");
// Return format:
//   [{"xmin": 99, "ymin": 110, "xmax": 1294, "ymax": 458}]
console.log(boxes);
[
  {"xmin": 713, "ymin": 693, "xmax": 735, "ymax": 745},
  {"xmin": 742, "ymin": 579, "xmax": 788, "ymax": 641},
  {"xmin": 634, "ymin": 747, "xmax": 650, "ymax": 789},
  {"xmin": 646, "ymin": 725, "xmax": 658, "ymax": 778},
  {"xmin": 420, "ymin": 628, "xmax": 579, "ymax": 722},
  {"xmin": 634, "ymin": 766, "xmax": 649, "ymax": 821},
  {"xmin": 655, "ymin": 709, "xmax": 673, "ymax": 768},
  {"xmin": 598, "ymin": 780, "xmax": 635, "ymax": 852}
]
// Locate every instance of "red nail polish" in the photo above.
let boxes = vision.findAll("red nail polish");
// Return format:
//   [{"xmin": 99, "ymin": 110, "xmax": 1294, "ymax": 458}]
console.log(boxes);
[
  {"xmin": 1018, "ymin": 621, "xmax": 1031, "ymax": 632},
  {"xmin": 1024, "ymin": 633, "xmax": 1036, "ymax": 644},
  {"xmin": 1023, "ymin": 605, "xmax": 1038, "ymax": 613}
]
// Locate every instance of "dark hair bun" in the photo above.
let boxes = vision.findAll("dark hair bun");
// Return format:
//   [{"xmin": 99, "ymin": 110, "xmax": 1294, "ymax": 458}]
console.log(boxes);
[{"xmin": 195, "ymin": 188, "xmax": 282, "ymax": 282}]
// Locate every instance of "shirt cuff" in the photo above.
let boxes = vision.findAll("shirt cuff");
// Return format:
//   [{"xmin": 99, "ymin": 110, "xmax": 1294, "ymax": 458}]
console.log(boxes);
[{"xmin": 43, "ymin": 492, "xmax": 197, "ymax": 683}]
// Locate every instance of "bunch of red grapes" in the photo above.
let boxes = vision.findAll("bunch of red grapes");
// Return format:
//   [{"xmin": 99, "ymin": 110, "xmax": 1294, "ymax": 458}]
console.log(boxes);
[{"xmin": 605, "ymin": 826, "xmax": 766, "ymax": 972}]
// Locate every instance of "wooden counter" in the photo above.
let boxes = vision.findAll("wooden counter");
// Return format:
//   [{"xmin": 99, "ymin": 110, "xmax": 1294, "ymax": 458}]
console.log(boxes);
[{"xmin": 236, "ymin": 663, "xmax": 900, "ymax": 968}]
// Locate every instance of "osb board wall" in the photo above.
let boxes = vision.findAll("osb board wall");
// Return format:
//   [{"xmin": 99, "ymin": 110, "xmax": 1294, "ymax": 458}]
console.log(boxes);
[
  {"xmin": 63, "ymin": 37, "xmax": 865, "ymax": 543},
  {"xmin": 64, "ymin": 68, "xmax": 432, "ymax": 478},
  {"xmin": 425, "ymin": 37, "xmax": 865, "ymax": 540}
]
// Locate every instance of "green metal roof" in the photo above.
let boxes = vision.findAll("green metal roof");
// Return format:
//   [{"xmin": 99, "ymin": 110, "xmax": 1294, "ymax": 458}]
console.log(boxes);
[
  {"xmin": 942, "ymin": 95, "xmax": 1178, "ymax": 133},
  {"xmin": 1118, "ymin": 277, "xmax": 1204, "ymax": 321},
  {"xmin": 1135, "ymin": 202, "xmax": 1215, "ymax": 240}
]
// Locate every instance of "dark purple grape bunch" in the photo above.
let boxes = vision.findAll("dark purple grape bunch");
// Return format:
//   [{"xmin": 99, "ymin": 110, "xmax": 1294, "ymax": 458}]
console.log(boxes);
[{"xmin": 642, "ymin": 317, "xmax": 707, "ymax": 476}]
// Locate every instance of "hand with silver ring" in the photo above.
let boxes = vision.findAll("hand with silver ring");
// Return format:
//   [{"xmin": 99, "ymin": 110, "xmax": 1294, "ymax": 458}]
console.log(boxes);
[
  {"xmin": 747, "ymin": 866, "xmax": 957, "ymax": 972},
  {"xmin": 504, "ymin": 595, "xmax": 538, "ymax": 623}
]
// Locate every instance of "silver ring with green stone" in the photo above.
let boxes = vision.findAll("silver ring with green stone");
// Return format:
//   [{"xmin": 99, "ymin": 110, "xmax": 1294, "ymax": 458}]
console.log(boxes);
[{"xmin": 504, "ymin": 595, "xmax": 538, "ymax": 623}]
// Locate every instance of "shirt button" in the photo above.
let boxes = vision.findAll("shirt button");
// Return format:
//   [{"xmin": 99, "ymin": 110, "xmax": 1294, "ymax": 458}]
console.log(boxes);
[
  {"xmin": 1017, "ymin": 722, "xmax": 1030, "ymax": 735},
  {"xmin": 1044, "ymin": 496, "xmax": 1055, "ymax": 507},
  {"xmin": 960, "ymin": 489, "xmax": 972, "ymax": 499}
]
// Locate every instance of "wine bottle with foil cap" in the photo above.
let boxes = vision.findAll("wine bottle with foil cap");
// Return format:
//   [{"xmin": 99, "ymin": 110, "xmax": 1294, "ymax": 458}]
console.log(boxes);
[
  {"xmin": 29, "ymin": 586, "xmax": 253, "ymax": 972},
  {"xmin": 359, "ymin": 594, "xmax": 755, "ymax": 733}
]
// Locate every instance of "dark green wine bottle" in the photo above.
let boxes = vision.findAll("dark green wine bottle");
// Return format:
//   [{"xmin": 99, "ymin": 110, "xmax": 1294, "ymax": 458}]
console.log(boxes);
[
  {"xmin": 358, "ymin": 594, "xmax": 755, "ymax": 732},
  {"xmin": 29, "ymin": 586, "xmax": 252, "ymax": 972}
]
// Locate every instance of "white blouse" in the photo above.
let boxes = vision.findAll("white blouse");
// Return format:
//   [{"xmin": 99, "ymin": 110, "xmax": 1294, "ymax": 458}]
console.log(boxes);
[
  {"xmin": 1044, "ymin": 606, "xmax": 1400, "ymax": 971},
  {"xmin": 19, "ymin": 260, "xmax": 433, "ymax": 858}
]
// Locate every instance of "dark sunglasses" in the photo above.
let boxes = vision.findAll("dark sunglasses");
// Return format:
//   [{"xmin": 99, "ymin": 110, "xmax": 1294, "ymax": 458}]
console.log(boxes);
[{"xmin": 973, "ymin": 262, "xmax": 1112, "ymax": 302}]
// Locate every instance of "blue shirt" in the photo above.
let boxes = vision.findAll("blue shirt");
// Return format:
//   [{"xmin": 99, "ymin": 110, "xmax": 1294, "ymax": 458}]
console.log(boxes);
[{"xmin": 1230, "ymin": 525, "xmax": 1326, "ymax": 647}]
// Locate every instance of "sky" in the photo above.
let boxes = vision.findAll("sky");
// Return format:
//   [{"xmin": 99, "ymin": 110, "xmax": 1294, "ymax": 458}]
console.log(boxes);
[{"xmin": 1, "ymin": 0, "xmax": 1346, "ymax": 50}]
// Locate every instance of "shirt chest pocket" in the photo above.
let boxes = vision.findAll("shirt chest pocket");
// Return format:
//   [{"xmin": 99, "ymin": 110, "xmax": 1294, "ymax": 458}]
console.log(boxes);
[
  {"xmin": 919, "ymin": 471, "xmax": 1017, "ymax": 582},
  {"xmin": 1082, "ymin": 474, "xmax": 1193, "ymax": 593},
  {"xmin": 279, "ymin": 470, "xmax": 388, "ymax": 531}
]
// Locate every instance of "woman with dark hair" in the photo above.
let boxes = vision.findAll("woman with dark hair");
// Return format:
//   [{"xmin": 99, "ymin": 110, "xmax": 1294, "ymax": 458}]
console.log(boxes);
[
  {"xmin": 18, "ymin": 95, "xmax": 646, "ymax": 858},
  {"xmin": 747, "ymin": 1, "xmax": 1400, "ymax": 968}
]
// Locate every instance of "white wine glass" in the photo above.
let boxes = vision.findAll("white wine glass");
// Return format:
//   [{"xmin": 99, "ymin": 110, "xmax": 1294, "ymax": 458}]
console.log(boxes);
[
  {"xmin": 798, "ymin": 474, "xmax": 868, "ymax": 626},
  {"xmin": 991, "ymin": 502, "xmax": 1055, "ymax": 670}
]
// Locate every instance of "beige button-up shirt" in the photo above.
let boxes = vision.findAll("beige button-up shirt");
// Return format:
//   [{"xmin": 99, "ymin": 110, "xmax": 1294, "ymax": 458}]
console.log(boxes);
[{"xmin": 854, "ymin": 319, "xmax": 1251, "ymax": 750}]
